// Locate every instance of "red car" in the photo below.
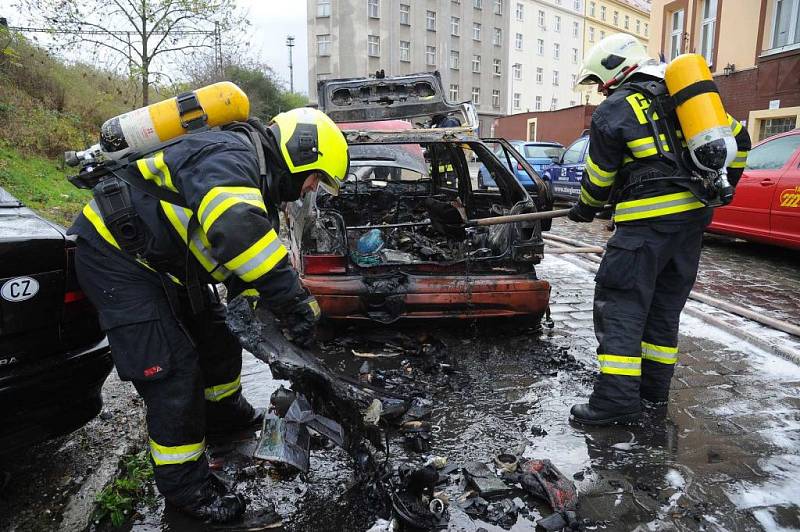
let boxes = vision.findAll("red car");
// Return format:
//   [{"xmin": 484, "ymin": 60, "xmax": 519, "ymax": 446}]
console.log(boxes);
[{"xmin": 708, "ymin": 129, "xmax": 800, "ymax": 249}]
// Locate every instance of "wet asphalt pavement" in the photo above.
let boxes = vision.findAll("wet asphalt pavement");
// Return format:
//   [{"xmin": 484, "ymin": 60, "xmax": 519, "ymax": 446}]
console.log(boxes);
[
  {"xmin": 117, "ymin": 219, "xmax": 800, "ymax": 532},
  {"xmin": 2, "ymin": 218, "xmax": 798, "ymax": 532}
]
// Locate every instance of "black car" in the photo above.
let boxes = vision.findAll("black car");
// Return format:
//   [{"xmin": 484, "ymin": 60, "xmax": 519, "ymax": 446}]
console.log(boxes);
[{"xmin": 0, "ymin": 187, "xmax": 111, "ymax": 453}]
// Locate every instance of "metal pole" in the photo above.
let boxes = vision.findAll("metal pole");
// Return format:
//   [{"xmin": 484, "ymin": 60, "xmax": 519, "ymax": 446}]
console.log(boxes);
[{"xmin": 286, "ymin": 35, "xmax": 295, "ymax": 93}]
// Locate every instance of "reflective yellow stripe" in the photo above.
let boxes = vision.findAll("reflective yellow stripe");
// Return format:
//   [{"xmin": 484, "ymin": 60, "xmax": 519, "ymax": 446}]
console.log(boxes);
[
  {"xmin": 586, "ymin": 155, "xmax": 617, "ymax": 187},
  {"xmin": 160, "ymin": 201, "xmax": 231, "ymax": 282},
  {"xmin": 224, "ymin": 230, "xmax": 288, "ymax": 282},
  {"xmin": 728, "ymin": 114, "xmax": 743, "ymax": 136},
  {"xmin": 614, "ymin": 191, "xmax": 705, "ymax": 222},
  {"xmin": 83, "ymin": 201, "xmax": 120, "ymax": 250},
  {"xmin": 730, "ymin": 150, "xmax": 748, "ymax": 169},
  {"xmin": 580, "ymin": 187, "xmax": 605, "ymax": 207},
  {"xmin": 149, "ymin": 438, "xmax": 205, "ymax": 466},
  {"xmin": 598, "ymin": 354, "xmax": 642, "ymax": 376},
  {"xmin": 136, "ymin": 152, "xmax": 177, "ymax": 192},
  {"xmin": 197, "ymin": 186, "xmax": 266, "ymax": 233},
  {"xmin": 240, "ymin": 288, "xmax": 259, "ymax": 297},
  {"xmin": 627, "ymin": 135, "xmax": 670, "ymax": 159},
  {"xmin": 641, "ymin": 342, "xmax": 678, "ymax": 365},
  {"xmin": 205, "ymin": 374, "xmax": 242, "ymax": 402}
]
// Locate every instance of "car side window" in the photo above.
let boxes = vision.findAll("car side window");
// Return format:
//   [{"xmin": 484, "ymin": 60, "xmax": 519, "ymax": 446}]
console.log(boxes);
[
  {"xmin": 746, "ymin": 136, "xmax": 800, "ymax": 170},
  {"xmin": 562, "ymin": 137, "xmax": 588, "ymax": 165}
]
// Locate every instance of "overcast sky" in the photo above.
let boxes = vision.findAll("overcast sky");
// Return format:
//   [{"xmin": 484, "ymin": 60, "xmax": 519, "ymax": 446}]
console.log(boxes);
[{"xmin": 0, "ymin": 0, "xmax": 310, "ymax": 94}]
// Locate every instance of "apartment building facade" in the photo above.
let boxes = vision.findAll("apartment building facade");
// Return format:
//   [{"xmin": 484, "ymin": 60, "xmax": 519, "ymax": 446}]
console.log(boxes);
[
  {"xmin": 507, "ymin": 0, "xmax": 586, "ymax": 114},
  {"xmin": 307, "ymin": 0, "xmax": 512, "ymax": 134},
  {"xmin": 648, "ymin": 0, "xmax": 800, "ymax": 142},
  {"xmin": 582, "ymin": 0, "xmax": 651, "ymax": 103}
]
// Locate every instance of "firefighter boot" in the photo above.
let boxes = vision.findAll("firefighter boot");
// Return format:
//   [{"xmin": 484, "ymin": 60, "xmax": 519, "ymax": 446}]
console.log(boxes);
[
  {"xmin": 207, "ymin": 393, "xmax": 266, "ymax": 437},
  {"xmin": 175, "ymin": 475, "xmax": 246, "ymax": 523},
  {"xmin": 569, "ymin": 403, "xmax": 641, "ymax": 426}
]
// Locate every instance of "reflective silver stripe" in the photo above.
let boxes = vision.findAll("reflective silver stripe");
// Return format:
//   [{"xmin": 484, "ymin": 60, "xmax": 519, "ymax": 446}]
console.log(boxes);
[
  {"xmin": 586, "ymin": 165, "xmax": 615, "ymax": 186},
  {"xmin": 149, "ymin": 440, "xmax": 205, "ymax": 465},
  {"xmin": 615, "ymin": 194, "xmax": 701, "ymax": 217},
  {"xmin": 230, "ymin": 237, "xmax": 284, "ymax": 278},
  {"xmin": 599, "ymin": 360, "xmax": 641, "ymax": 371},
  {"xmin": 162, "ymin": 203, "xmax": 232, "ymax": 280},
  {"xmin": 198, "ymin": 191, "xmax": 263, "ymax": 227},
  {"xmin": 205, "ymin": 374, "xmax": 242, "ymax": 401},
  {"xmin": 629, "ymin": 141, "xmax": 657, "ymax": 155},
  {"xmin": 144, "ymin": 157, "xmax": 167, "ymax": 187}
]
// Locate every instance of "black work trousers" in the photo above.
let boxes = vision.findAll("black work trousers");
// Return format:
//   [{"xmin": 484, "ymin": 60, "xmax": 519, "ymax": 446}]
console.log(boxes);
[
  {"xmin": 589, "ymin": 213, "xmax": 710, "ymax": 412},
  {"xmin": 74, "ymin": 238, "xmax": 253, "ymax": 506}
]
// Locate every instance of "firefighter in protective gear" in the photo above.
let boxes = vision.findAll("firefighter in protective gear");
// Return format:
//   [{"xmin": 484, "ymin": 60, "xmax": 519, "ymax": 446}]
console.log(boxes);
[
  {"xmin": 567, "ymin": 34, "xmax": 751, "ymax": 426},
  {"xmin": 69, "ymin": 107, "xmax": 349, "ymax": 522}
]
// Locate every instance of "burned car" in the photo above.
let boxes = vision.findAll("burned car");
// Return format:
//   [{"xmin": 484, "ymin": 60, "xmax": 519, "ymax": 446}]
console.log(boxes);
[{"xmin": 286, "ymin": 73, "xmax": 553, "ymax": 323}]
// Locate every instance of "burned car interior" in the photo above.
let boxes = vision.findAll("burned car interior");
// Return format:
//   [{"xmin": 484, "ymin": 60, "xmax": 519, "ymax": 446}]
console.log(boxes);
[{"xmin": 291, "ymin": 136, "xmax": 551, "ymax": 274}]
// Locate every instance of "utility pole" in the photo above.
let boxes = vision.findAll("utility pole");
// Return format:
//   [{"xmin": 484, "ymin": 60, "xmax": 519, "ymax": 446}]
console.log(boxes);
[{"xmin": 286, "ymin": 35, "xmax": 295, "ymax": 93}]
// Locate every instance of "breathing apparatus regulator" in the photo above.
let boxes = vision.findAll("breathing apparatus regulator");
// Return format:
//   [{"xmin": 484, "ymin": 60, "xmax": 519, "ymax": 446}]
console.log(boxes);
[{"xmin": 577, "ymin": 33, "xmax": 738, "ymax": 206}]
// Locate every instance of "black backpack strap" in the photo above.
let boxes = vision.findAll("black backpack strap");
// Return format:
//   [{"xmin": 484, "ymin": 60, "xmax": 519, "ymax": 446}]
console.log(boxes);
[
  {"xmin": 92, "ymin": 176, "xmax": 148, "ymax": 258},
  {"xmin": 108, "ymin": 164, "xmax": 189, "ymax": 208}
]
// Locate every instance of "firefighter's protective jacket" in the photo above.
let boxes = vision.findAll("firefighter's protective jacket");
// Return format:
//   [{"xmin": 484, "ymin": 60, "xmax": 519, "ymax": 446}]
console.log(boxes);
[
  {"xmin": 69, "ymin": 130, "xmax": 302, "ymax": 304},
  {"xmin": 576, "ymin": 82, "xmax": 752, "ymax": 223}
]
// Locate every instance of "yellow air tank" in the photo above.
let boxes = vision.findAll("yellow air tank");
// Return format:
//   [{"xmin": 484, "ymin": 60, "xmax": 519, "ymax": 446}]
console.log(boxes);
[
  {"xmin": 99, "ymin": 82, "xmax": 250, "ymax": 159},
  {"xmin": 665, "ymin": 54, "xmax": 736, "ymax": 173}
]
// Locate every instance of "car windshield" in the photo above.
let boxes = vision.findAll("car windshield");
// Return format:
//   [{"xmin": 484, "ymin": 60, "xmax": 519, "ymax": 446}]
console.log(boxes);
[{"xmin": 524, "ymin": 145, "xmax": 563, "ymax": 159}]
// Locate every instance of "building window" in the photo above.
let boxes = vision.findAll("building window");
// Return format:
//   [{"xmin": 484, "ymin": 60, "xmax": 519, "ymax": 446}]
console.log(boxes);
[
  {"xmin": 538, "ymin": 9, "xmax": 545, "ymax": 27},
  {"xmin": 574, "ymin": 0, "xmax": 581, "ymax": 10},
  {"xmin": 400, "ymin": 3, "xmax": 410, "ymax": 25},
  {"xmin": 600, "ymin": 30, "xmax": 605, "ymax": 39},
  {"xmin": 571, "ymin": 73, "xmax": 578, "ymax": 86},
  {"xmin": 317, "ymin": 0, "xmax": 330, "ymax": 17},
  {"xmin": 473, "ymin": 22, "xmax": 482, "ymax": 40},
  {"xmin": 474, "ymin": 0, "xmax": 483, "ymax": 7},
  {"xmin": 472, "ymin": 87, "xmax": 481, "ymax": 106},
  {"xmin": 451, "ymin": 16, "xmax": 460, "ymax": 36},
  {"xmin": 536, "ymin": 67, "xmax": 543, "ymax": 84},
  {"xmin": 399, "ymin": 40, "xmax": 410, "ymax": 62},
  {"xmin": 426, "ymin": 10, "xmax": 436, "ymax": 31},
  {"xmin": 573, "ymin": 21, "xmax": 580, "ymax": 37},
  {"xmin": 670, "ymin": 10, "xmax": 684, "ymax": 60},
  {"xmin": 450, "ymin": 50, "xmax": 460, "ymax": 69},
  {"xmin": 613, "ymin": 10, "xmax": 619, "ymax": 26},
  {"xmin": 771, "ymin": 0, "xmax": 800, "ymax": 48},
  {"xmin": 494, "ymin": 0, "xmax": 503, "ymax": 15},
  {"xmin": 513, "ymin": 62, "xmax": 522, "ymax": 79},
  {"xmin": 493, "ymin": 58, "xmax": 502, "ymax": 75},
  {"xmin": 535, "ymin": 96, "xmax": 542, "ymax": 110},
  {"xmin": 553, "ymin": 70, "xmax": 559, "ymax": 85},
  {"xmin": 758, "ymin": 118, "xmax": 800, "ymax": 144},
  {"xmin": 551, "ymin": 97, "xmax": 558, "ymax": 110},
  {"xmin": 492, "ymin": 90, "xmax": 501, "ymax": 108},
  {"xmin": 516, "ymin": 2, "xmax": 524, "ymax": 21},
  {"xmin": 624, "ymin": 14, "xmax": 630, "ymax": 29},
  {"xmin": 368, "ymin": 35, "xmax": 380, "ymax": 56},
  {"xmin": 537, "ymin": 38, "xmax": 544, "ymax": 55},
  {"xmin": 589, "ymin": 26, "xmax": 595, "ymax": 42},
  {"xmin": 600, "ymin": 5, "xmax": 606, "ymax": 20},
  {"xmin": 368, "ymin": 0, "xmax": 379, "ymax": 18},
  {"xmin": 554, "ymin": 15, "xmax": 561, "ymax": 32},
  {"xmin": 589, "ymin": 1, "xmax": 595, "ymax": 17},
  {"xmin": 472, "ymin": 54, "xmax": 481, "ymax": 72},
  {"xmin": 317, "ymin": 34, "xmax": 331, "ymax": 56},
  {"xmin": 553, "ymin": 42, "xmax": 560, "ymax": 60},
  {"xmin": 515, "ymin": 33, "xmax": 524, "ymax": 50},
  {"xmin": 700, "ymin": 0, "xmax": 718, "ymax": 64},
  {"xmin": 572, "ymin": 47, "xmax": 578, "ymax": 63},
  {"xmin": 570, "ymin": 100, "xmax": 576, "ymax": 106},
  {"xmin": 636, "ymin": 19, "xmax": 641, "ymax": 34},
  {"xmin": 493, "ymin": 27, "xmax": 502, "ymax": 45},
  {"xmin": 426, "ymin": 45, "xmax": 436, "ymax": 65},
  {"xmin": 449, "ymin": 84, "xmax": 459, "ymax": 101},
  {"xmin": 644, "ymin": 22, "xmax": 649, "ymax": 37},
  {"xmin": 513, "ymin": 92, "xmax": 521, "ymax": 109}
]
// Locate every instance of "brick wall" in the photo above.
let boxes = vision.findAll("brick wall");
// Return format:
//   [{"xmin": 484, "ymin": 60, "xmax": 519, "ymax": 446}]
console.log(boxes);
[{"xmin": 493, "ymin": 106, "xmax": 597, "ymax": 146}]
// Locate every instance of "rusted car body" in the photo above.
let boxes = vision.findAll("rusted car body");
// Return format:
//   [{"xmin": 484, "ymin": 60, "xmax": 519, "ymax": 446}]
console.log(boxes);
[{"xmin": 286, "ymin": 73, "xmax": 553, "ymax": 323}]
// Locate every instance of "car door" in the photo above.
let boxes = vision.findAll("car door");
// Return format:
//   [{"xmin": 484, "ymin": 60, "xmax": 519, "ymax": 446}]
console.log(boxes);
[
  {"xmin": 769, "ymin": 136, "xmax": 800, "ymax": 248},
  {"xmin": 554, "ymin": 136, "xmax": 588, "ymax": 201},
  {"xmin": 713, "ymin": 134, "xmax": 800, "ymax": 237}
]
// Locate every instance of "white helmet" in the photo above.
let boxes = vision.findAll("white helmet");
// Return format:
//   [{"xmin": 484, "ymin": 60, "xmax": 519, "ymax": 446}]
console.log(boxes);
[{"xmin": 576, "ymin": 33, "xmax": 663, "ymax": 91}]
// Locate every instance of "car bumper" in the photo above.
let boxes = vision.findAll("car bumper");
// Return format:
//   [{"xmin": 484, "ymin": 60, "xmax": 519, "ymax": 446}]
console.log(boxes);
[
  {"xmin": 302, "ymin": 273, "xmax": 551, "ymax": 321},
  {"xmin": 0, "ymin": 337, "xmax": 112, "ymax": 453}
]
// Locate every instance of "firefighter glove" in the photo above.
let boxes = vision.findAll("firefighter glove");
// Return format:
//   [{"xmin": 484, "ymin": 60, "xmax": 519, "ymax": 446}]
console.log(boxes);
[
  {"xmin": 272, "ymin": 294, "xmax": 322, "ymax": 347},
  {"xmin": 567, "ymin": 203, "xmax": 595, "ymax": 223}
]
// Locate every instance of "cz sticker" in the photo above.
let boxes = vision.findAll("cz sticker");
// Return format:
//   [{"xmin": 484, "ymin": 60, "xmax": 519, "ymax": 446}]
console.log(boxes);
[{"xmin": 1, "ymin": 276, "xmax": 39, "ymax": 302}]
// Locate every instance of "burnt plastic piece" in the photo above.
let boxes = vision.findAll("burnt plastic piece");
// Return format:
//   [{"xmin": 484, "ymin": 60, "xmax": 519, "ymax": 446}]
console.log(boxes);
[
  {"xmin": 462, "ymin": 462, "xmax": 513, "ymax": 497},
  {"xmin": 270, "ymin": 385, "xmax": 296, "ymax": 417},
  {"xmin": 504, "ymin": 459, "xmax": 578, "ymax": 530}
]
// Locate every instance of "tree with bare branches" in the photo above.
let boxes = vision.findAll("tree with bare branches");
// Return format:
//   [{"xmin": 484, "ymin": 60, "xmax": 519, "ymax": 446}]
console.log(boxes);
[{"xmin": 19, "ymin": 0, "xmax": 248, "ymax": 105}]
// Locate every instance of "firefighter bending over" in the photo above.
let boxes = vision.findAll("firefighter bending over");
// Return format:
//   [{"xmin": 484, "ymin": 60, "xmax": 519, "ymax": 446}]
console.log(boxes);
[
  {"xmin": 567, "ymin": 34, "xmax": 751, "ymax": 426},
  {"xmin": 69, "ymin": 107, "xmax": 349, "ymax": 522}
]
